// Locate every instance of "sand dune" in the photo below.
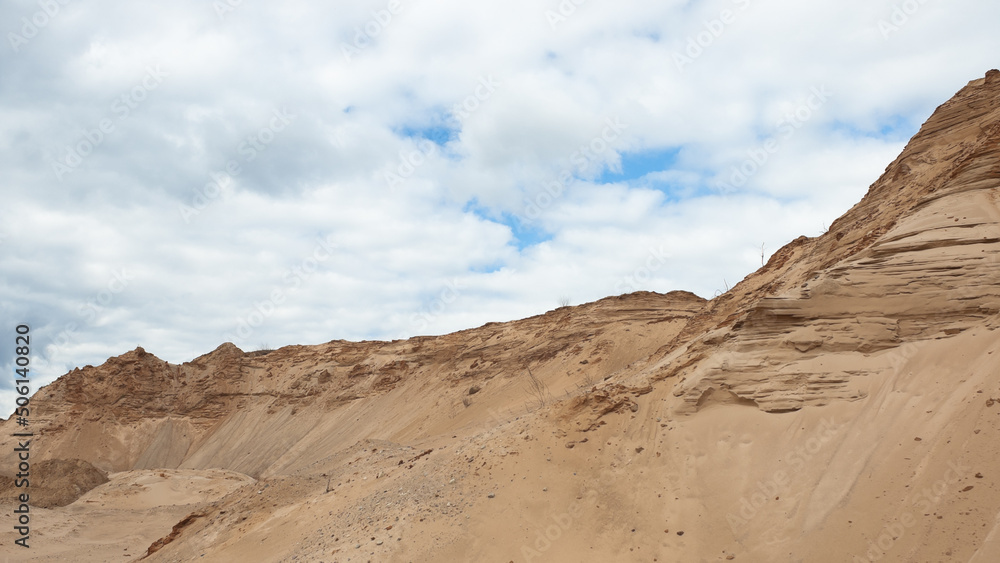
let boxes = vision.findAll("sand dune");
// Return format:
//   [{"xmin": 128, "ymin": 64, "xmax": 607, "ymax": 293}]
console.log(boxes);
[{"xmin": 2, "ymin": 69, "xmax": 1000, "ymax": 562}]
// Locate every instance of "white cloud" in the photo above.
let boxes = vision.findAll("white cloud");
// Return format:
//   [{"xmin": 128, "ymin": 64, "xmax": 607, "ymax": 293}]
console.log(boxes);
[{"xmin": 2, "ymin": 0, "xmax": 999, "ymax": 415}]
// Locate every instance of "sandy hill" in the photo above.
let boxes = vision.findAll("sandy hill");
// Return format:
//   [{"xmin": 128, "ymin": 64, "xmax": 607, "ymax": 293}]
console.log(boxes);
[{"xmin": 2, "ymin": 69, "xmax": 1000, "ymax": 562}]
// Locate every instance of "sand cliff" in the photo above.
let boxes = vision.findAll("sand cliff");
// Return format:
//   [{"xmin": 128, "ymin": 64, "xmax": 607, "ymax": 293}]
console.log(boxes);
[{"xmin": 2, "ymin": 70, "xmax": 1000, "ymax": 562}]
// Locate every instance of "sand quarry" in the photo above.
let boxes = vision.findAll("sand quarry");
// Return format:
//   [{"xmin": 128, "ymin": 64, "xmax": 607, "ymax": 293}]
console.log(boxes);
[{"xmin": 3, "ymin": 70, "xmax": 1000, "ymax": 562}]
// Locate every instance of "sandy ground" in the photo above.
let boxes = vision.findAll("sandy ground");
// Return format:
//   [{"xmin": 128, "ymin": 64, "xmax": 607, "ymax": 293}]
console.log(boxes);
[{"xmin": 0, "ymin": 469, "xmax": 252, "ymax": 562}]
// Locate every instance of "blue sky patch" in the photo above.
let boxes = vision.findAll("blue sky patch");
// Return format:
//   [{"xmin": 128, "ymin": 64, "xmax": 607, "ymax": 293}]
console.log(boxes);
[
  {"xmin": 505, "ymin": 214, "xmax": 555, "ymax": 249},
  {"xmin": 877, "ymin": 114, "xmax": 918, "ymax": 140},
  {"xmin": 465, "ymin": 202, "xmax": 554, "ymax": 250},
  {"xmin": 469, "ymin": 261, "xmax": 506, "ymax": 274},
  {"xmin": 599, "ymin": 147, "xmax": 681, "ymax": 183},
  {"xmin": 830, "ymin": 115, "xmax": 918, "ymax": 142},
  {"xmin": 397, "ymin": 125, "xmax": 458, "ymax": 146}
]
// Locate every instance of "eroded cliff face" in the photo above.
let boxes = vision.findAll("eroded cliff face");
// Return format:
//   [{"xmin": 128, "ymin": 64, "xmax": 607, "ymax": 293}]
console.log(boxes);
[
  {"xmin": 0, "ymin": 290, "xmax": 706, "ymax": 477},
  {"xmin": 660, "ymin": 69, "xmax": 1000, "ymax": 414},
  {"xmin": 2, "ymin": 71, "xmax": 1000, "ymax": 563}
]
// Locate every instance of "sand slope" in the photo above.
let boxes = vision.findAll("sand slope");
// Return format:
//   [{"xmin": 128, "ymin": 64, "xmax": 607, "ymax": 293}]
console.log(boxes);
[{"xmin": 2, "ymin": 70, "xmax": 1000, "ymax": 562}]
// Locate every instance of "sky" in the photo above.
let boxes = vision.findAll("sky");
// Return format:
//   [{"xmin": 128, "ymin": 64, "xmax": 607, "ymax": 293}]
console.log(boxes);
[{"xmin": 1, "ymin": 0, "xmax": 998, "ymax": 416}]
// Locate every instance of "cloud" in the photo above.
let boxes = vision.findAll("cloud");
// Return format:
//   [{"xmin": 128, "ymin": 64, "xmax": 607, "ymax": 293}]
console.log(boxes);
[{"xmin": 2, "ymin": 0, "xmax": 999, "ymax": 415}]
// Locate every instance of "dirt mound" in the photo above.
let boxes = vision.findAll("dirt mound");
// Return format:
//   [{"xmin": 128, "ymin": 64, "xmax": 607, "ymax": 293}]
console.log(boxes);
[{"xmin": 0, "ymin": 459, "xmax": 109, "ymax": 508}]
